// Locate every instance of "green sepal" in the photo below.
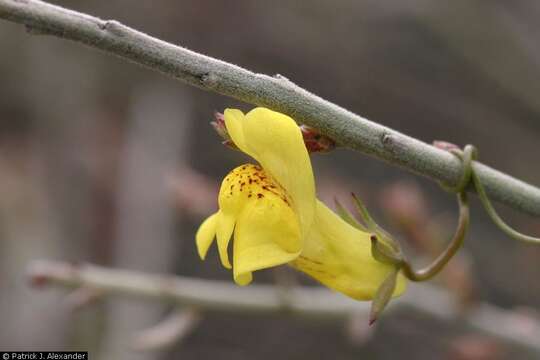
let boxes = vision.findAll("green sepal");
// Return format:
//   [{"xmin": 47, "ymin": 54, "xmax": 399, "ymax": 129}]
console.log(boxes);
[
  {"xmin": 370, "ymin": 235, "xmax": 403, "ymax": 266},
  {"xmin": 334, "ymin": 198, "xmax": 367, "ymax": 231},
  {"xmin": 351, "ymin": 193, "xmax": 400, "ymax": 252},
  {"xmin": 369, "ymin": 267, "xmax": 399, "ymax": 325}
]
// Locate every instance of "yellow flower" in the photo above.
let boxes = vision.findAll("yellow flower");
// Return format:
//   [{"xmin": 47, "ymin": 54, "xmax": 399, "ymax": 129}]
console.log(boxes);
[{"xmin": 196, "ymin": 107, "xmax": 405, "ymax": 300}]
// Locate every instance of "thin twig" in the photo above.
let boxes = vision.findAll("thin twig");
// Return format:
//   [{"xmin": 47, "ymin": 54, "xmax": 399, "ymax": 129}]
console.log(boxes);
[
  {"xmin": 0, "ymin": 0, "xmax": 539, "ymax": 216},
  {"xmin": 131, "ymin": 308, "xmax": 201, "ymax": 351},
  {"xmin": 27, "ymin": 260, "xmax": 540, "ymax": 353}
]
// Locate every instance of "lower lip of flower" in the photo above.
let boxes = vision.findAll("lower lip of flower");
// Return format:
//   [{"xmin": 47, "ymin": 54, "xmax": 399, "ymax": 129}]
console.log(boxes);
[{"xmin": 220, "ymin": 164, "xmax": 292, "ymax": 207}]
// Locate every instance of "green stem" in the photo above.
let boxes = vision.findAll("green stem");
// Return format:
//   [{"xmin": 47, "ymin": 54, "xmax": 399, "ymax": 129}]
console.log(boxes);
[
  {"xmin": 472, "ymin": 165, "xmax": 540, "ymax": 244},
  {"xmin": 401, "ymin": 192, "xmax": 470, "ymax": 281}
]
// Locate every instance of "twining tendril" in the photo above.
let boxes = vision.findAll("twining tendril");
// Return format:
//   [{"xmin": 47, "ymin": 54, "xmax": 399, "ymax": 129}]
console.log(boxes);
[
  {"xmin": 362, "ymin": 142, "xmax": 539, "ymax": 323},
  {"xmin": 367, "ymin": 192, "xmax": 469, "ymax": 282},
  {"xmin": 397, "ymin": 192, "xmax": 469, "ymax": 281},
  {"xmin": 444, "ymin": 144, "xmax": 540, "ymax": 244},
  {"xmin": 339, "ymin": 147, "xmax": 475, "ymax": 323}
]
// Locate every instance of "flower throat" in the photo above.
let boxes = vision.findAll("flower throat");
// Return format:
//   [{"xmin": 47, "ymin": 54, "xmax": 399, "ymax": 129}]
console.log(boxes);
[{"xmin": 220, "ymin": 164, "xmax": 291, "ymax": 206}]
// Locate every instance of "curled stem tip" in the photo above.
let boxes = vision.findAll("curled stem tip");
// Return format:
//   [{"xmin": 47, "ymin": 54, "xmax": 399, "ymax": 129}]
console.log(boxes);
[
  {"xmin": 400, "ymin": 192, "xmax": 470, "ymax": 281},
  {"xmin": 443, "ymin": 144, "xmax": 539, "ymax": 244},
  {"xmin": 472, "ymin": 170, "xmax": 540, "ymax": 244},
  {"xmin": 369, "ymin": 139, "xmax": 539, "ymax": 323}
]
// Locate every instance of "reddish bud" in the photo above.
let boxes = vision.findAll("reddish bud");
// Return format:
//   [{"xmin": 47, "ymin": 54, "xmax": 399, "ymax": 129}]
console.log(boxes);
[
  {"xmin": 211, "ymin": 112, "xmax": 238, "ymax": 150},
  {"xmin": 211, "ymin": 113, "xmax": 336, "ymax": 153},
  {"xmin": 29, "ymin": 273, "xmax": 49, "ymax": 288},
  {"xmin": 433, "ymin": 140, "xmax": 460, "ymax": 152},
  {"xmin": 211, "ymin": 112, "xmax": 228, "ymax": 139},
  {"xmin": 300, "ymin": 125, "xmax": 336, "ymax": 153}
]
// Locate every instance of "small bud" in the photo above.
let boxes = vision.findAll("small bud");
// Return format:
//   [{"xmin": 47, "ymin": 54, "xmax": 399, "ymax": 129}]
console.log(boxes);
[
  {"xmin": 211, "ymin": 112, "xmax": 227, "ymax": 138},
  {"xmin": 29, "ymin": 273, "xmax": 49, "ymax": 288},
  {"xmin": 221, "ymin": 139, "xmax": 239, "ymax": 150},
  {"xmin": 433, "ymin": 140, "xmax": 460, "ymax": 152},
  {"xmin": 211, "ymin": 112, "xmax": 238, "ymax": 150},
  {"xmin": 300, "ymin": 125, "xmax": 336, "ymax": 153},
  {"xmin": 211, "ymin": 113, "xmax": 336, "ymax": 153}
]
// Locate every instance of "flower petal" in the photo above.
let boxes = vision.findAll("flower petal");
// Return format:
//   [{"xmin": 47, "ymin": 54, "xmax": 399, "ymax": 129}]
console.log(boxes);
[
  {"xmin": 232, "ymin": 196, "xmax": 302, "ymax": 285},
  {"xmin": 195, "ymin": 212, "xmax": 218, "ymax": 260},
  {"xmin": 290, "ymin": 200, "xmax": 406, "ymax": 300},
  {"xmin": 224, "ymin": 108, "xmax": 316, "ymax": 236},
  {"xmin": 223, "ymin": 109, "xmax": 251, "ymax": 156},
  {"xmin": 216, "ymin": 210, "xmax": 235, "ymax": 269},
  {"xmin": 234, "ymin": 272, "xmax": 253, "ymax": 286}
]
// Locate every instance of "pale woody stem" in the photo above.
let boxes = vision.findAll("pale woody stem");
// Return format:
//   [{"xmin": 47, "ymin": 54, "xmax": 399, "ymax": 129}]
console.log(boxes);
[
  {"xmin": 0, "ymin": 0, "xmax": 539, "ymax": 216},
  {"xmin": 27, "ymin": 260, "xmax": 540, "ymax": 353}
]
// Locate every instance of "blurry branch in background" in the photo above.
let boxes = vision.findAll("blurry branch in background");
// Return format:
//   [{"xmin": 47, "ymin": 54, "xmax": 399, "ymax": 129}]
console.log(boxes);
[
  {"xmin": 130, "ymin": 308, "xmax": 201, "ymax": 351},
  {"xmin": 167, "ymin": 167, "xmax": 218, "ymax": 218},
  {"xmin": 27, "ymin": 260, "xmax": 540, "ymax": 353},
  {"xmin": 1, "ymin": 0, "xmax": 540, "ymax": 217}
]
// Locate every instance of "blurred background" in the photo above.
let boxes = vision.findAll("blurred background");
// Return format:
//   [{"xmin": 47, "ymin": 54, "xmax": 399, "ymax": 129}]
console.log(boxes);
[{"xmin": 1, "ymin": 0, "xmax": 540, "ymax": 359}]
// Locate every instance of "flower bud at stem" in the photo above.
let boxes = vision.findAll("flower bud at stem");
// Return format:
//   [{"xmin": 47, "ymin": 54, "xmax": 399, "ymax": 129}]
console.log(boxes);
[{"xmin": 300, "ymin": 125, "xmax": 336, "ymax": 153}]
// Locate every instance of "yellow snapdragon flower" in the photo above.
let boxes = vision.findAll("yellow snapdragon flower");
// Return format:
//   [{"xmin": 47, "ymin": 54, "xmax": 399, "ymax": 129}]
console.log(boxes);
[{"xmin": 196, "ymin": 108, "xmax": 405, "ymax": 300}]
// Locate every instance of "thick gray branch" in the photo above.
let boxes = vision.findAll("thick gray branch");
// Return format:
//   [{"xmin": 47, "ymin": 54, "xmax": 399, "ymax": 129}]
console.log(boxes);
[
  {"xmin": 27, "ymin": 260, "xmax": 540, "ymax": 353},
  {"xmin": 1, "ymin": 0, "xmax": 540, "ymax": 216}
]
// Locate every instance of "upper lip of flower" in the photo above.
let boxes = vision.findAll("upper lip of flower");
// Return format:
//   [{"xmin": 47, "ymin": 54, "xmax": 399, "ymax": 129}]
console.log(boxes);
[
  {"xmin": 198, "ymin": 107, "xmax": 316, "ymax": 285},
  {"xmin": 222, "ymin": 108, "xmax": 317, "ymax": 236}
]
